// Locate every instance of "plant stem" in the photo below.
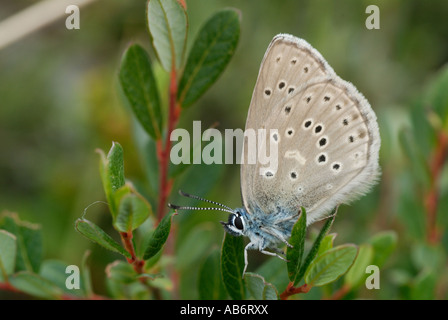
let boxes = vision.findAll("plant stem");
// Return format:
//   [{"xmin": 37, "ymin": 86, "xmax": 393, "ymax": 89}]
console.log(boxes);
[
  {"xmin": 155, "ymin": 59, "xmax": 182, "ymax": 299},
  {"xmin": 120, "ymin": 231, "xmax": 164, "ymax": 299},
  {"xmin": 279, "ymin": 282, "xmax": 311, "ymax": 300},
  {"xmin": 157, "ymin": 64, "xmax": 181, "ymax": 222},
  {"xmin": 326, "ymin": 284, "xmax": 350, "ymax": 300},
  {"xmin": 120, "ymin": 231, "xmax": 144, "ymax": 274},
  {"xmin": 177, "ymin": 0, "xmax": 187, "ymax": 10},
  {"xmin": 0, "ymin": 281, "xmax": 21, "ymax": 294},
  {"xmin": 425, "ymin": 130, "xmax": 448, "ymax": 244}
]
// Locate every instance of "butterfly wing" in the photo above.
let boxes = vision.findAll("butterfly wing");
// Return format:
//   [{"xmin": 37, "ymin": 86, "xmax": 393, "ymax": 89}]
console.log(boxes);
[{"xmin": 241, "ymin": 34, "xmax": 380, "ymax": 225}]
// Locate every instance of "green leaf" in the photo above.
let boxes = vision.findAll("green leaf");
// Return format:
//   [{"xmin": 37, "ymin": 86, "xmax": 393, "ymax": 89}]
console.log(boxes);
[
  {"xmin": 411, "ymin": 242, "xmax": 444, "ymax": 271},
  {"xmin": 75, "ymin": 218, "xmax": 131, "ymax": 259},
  {"xmin": 399, "ymin": 128, "xmax": 430, "ymax": 187},
  {"xmin": 138, "ymin": 273, "xmax": 163, "ymax": 281},
  {"xmin": 178, "ymin": 8, "xmax": 241, "ymax": 108},
  {"xmin": 39, "ymin": 260, "xmax": 83, "ymax": 297},
  {"xmin": 132, "ymin": 123, "xmax": 159, "ymax": 204},
  {"xmin": 198, "ymin": 249, "xmax": 227, "ymax": 300},
  {"xmin": 98, "ymin": 142, "xmax": 126, "ymax": 218},
  {"xmin": 245, "ymin": 273, "xmax": 278, "ymax": 300},
  {"xmin": 397, "ymin": 185, "xmax": 426, "ymax": 241},
  {"xmin": 106, "ymin": 260, "xmax": 137, "ymax": 284},
  {"xmin": 286, "ymin": 208, "xmax": 306, "ymax": 284},
  {"xmin": 147, "ymin": 0, "xmax": 187, "ymax": 72},
  {"xmin": 344, "ymin": 244, "xmax": 373, "ymax": 288},
  {"xmin": 305, "ymin": 244, "xmax": 358, "ymax": 287},
  {"xmin": 0, "ymin": 230, "xmax": 16, "ymax": 280},
  {"xmin": 426, "ymin": 65, "xmax": 448, "ymax": 126},
  {"xmin": 114, "ymin": 186, "xmax": 151, "ymax": 233},
  {"xmin": 408, "ymin": 97, "xmax": 436, "ymax": 158},
  {"xmin": 293, "ymin": 211, "xmax": 336, "ymax": 285},
  {"xmin": 221, "ymin": 233, "xmax": 245, "ymax": 300},
  {"xmin": 143, "ymin": 212, "xmax": 174, "ymax": 260},
  {"xmin": 255, "ymin": 257, "xmax": 290, "ymax": 292},
  {"xmin": 410, "ymin": 268, "xmax": 436, "ymax": 300},
  {"xmin": 119, "ymin": 44, "xmax": 163, "ymax": 139},
  {"xmin": 81, "ymin": 250, "xmax": 93, "ymax": 297},
  {"xmin": 134, "ymin": 217, "xmax": 157, "ymax": 262},
  {"xmin": 369, "ymin": 230, "xmax": 397, "ymax": 268},
  {"xmin": 176, "ymin": 224, "xmax": 213, "ymax": 270},
  {"xmin": 317, "ymin": 233, "xmax": 337, "ymax": 257},
  {"xmin": 10, "ymin": 272, "xmax": 63, "ymax": 299},
  {"xmin": 0, "ymin": 212, "xmax": 42, "ymax": 273}
]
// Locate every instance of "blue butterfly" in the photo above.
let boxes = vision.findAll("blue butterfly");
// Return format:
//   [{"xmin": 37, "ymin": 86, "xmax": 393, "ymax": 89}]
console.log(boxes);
[{"xmin": 169, "ymin": 34, "xmax": 380, "ymax": 276}]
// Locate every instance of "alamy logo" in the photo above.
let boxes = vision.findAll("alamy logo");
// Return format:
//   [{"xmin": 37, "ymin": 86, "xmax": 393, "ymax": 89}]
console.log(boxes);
[
  {"xmin": 170, "ymin": 121, "xmax": 279, "ymax": 174},
  {"xmin": 365, "ymin": 5, "xmax": 380, "ymax": 30},
  {"xmin": 66, "ymin": 5, "xmax": 80, "ymax": 30},
  {"xmin": 65, "ymin": 265, "xmax": 80, "ymax": 290},
  {"xmin": 365, "ymin": 265, "xmax": 380, "ymax": 289}
]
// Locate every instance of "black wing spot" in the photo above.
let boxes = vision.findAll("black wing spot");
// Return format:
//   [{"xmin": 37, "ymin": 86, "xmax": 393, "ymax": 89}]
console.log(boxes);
[
  {"xmin": 319, "ymin": 138, "xmax": 327, "ymax": 147},
  {"xmin": 318, "ymin": 154, "xmax": 326, "ymax": 163}
]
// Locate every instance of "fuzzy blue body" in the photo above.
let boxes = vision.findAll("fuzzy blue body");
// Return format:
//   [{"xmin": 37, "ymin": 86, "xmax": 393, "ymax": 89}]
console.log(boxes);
[
  {"xmin": 237, "ymin": 207, "xmax": 296, "ymax": 250},
  {"xmin": 220, "ymin": 206, "xmax": 299, "ymax": 274}
]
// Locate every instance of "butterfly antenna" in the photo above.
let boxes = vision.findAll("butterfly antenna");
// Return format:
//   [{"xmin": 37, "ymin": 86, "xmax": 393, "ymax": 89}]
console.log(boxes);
[
  {"xmin": 167, "ymin": 203, "xmax": 234, "ymax": 215},
  {"xmin": 167, "ymin": 190, "xmax": 235, "ymax": 214},
  {"xmin": 177, "ymin": 190, "xmax": 234, "ymax": 212}
]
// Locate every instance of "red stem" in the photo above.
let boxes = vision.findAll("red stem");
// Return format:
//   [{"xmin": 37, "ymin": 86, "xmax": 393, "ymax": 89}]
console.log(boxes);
[
  {"xmin": 120, "ymin": 231, "xmax": 144, "ymax": 274},
  {"xmin": 154, "ymin": 59, "xmax": 182, "ymax": 298},
  {"xmin": 120, "ymin": 231, "xmax": 163, "ymax": 298},
  {"xmin": 157, "ymin": 65, "xmax": 181, "ymax": 222},
  {"xmin": 177, "ymin": 0, "xmax": 187, "ymax": 10},
  {"xmin": 279, "ymin": 282, "xmax": 311, "ymax": 300},
  {"xmin": 0, "ymin": 281, "xmax": 21, "ymax": 294},
  {"xmin": 326, "ymin": 284, "xmax": 350, "ymax": 300},
  {"xmin": 425, "ymin": 131, "xmax": 448, "ymax": 244}
]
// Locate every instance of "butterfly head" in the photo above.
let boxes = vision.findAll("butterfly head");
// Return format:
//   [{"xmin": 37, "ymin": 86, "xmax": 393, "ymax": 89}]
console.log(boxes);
[
  {"xmin": 168, "ymin": 190, "xmax": 248, "ymax": 237},
  {"xmin": 220, "ymin": 210, "xmax": 246, "ymax": 237}
]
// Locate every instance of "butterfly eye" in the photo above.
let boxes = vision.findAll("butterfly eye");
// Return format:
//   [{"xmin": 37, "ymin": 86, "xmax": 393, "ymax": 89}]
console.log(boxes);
[{"xmin": 233, "ymin": 216, "xmax": 244, "ymax": 230}]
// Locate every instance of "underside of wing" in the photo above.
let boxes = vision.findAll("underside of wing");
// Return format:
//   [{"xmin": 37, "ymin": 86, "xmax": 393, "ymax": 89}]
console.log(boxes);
[
  {"xmin": 241, "ymin": 34, "xmax": 380, "ymax": 225},
  {"xmin": 243, "ymin": 34, "xmax": 335, "ymax": 132}
]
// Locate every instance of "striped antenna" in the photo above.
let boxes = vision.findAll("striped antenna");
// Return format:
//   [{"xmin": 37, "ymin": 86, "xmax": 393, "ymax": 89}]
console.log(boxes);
[{"xmin": 167, "ymin": 190, "xmax": 235, "ymax": 214}]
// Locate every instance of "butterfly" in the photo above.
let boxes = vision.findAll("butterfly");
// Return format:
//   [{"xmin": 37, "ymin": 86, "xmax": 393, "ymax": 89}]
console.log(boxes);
[{"xmin": 169, "ymin": 34, "xmax": 380, "ymax": 275}]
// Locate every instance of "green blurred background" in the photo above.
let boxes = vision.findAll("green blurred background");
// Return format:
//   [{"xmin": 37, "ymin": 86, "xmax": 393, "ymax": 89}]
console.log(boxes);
[{"xmin": 1, "ymin": 0, "xmax": 448, "ymax": 299}]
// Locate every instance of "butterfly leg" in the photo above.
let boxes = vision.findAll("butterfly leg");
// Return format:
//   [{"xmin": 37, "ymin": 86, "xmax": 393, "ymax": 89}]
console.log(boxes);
[
  {"xmin": 260, "ymin": 226, "xmax": 293, "ymax": 248},
  {"xmin": 314, "ymin": 205, "xmax": 339, "ymax": 223},
  {"xmin": 260, "ymin": 249, "xmax": 288, "ymax": 262},
  {"xmin": 273, "ymin": 212, "xmax": 300, "ymax": 225},
  {"xmin": 243, "ymin": 242, "xmax": 258, "ymax": 277},
  {"xmin": 272, "ymin": 246, "xmax": 286, "ymax": 257}
]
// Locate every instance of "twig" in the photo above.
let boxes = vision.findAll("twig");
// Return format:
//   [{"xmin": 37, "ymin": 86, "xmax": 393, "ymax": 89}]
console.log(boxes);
[
  {"xmin": 153, "ymin": 60, "xmax": 182, "ymax": 298},
  {"xmin": 120, "ymin": 231, "xmax": 164, "ymax": 299},
  {"xmin": 177, "ymin": 0, "xmax": 187, "ymax": 10},
  {"xmin": 425, "ymin": 131, "xmax": 448, "ymax": 244},
  {"xmin": 279, "ymin": 282, "xmax": 311, "ymax": 300},
  {"xmin": 0, "ymin": 281, "xmax": 21, "ymax": 294},
  {"xmin": 156, "ymin": 64, "xmax": 181, "ymax": 222},
  {"xmin": 326, "ymin": 284, "xmax": 350, "ymax": 300},
  {"xmin": 120, "ymin": 231, "xmax": 144, "ymax": 274}
]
